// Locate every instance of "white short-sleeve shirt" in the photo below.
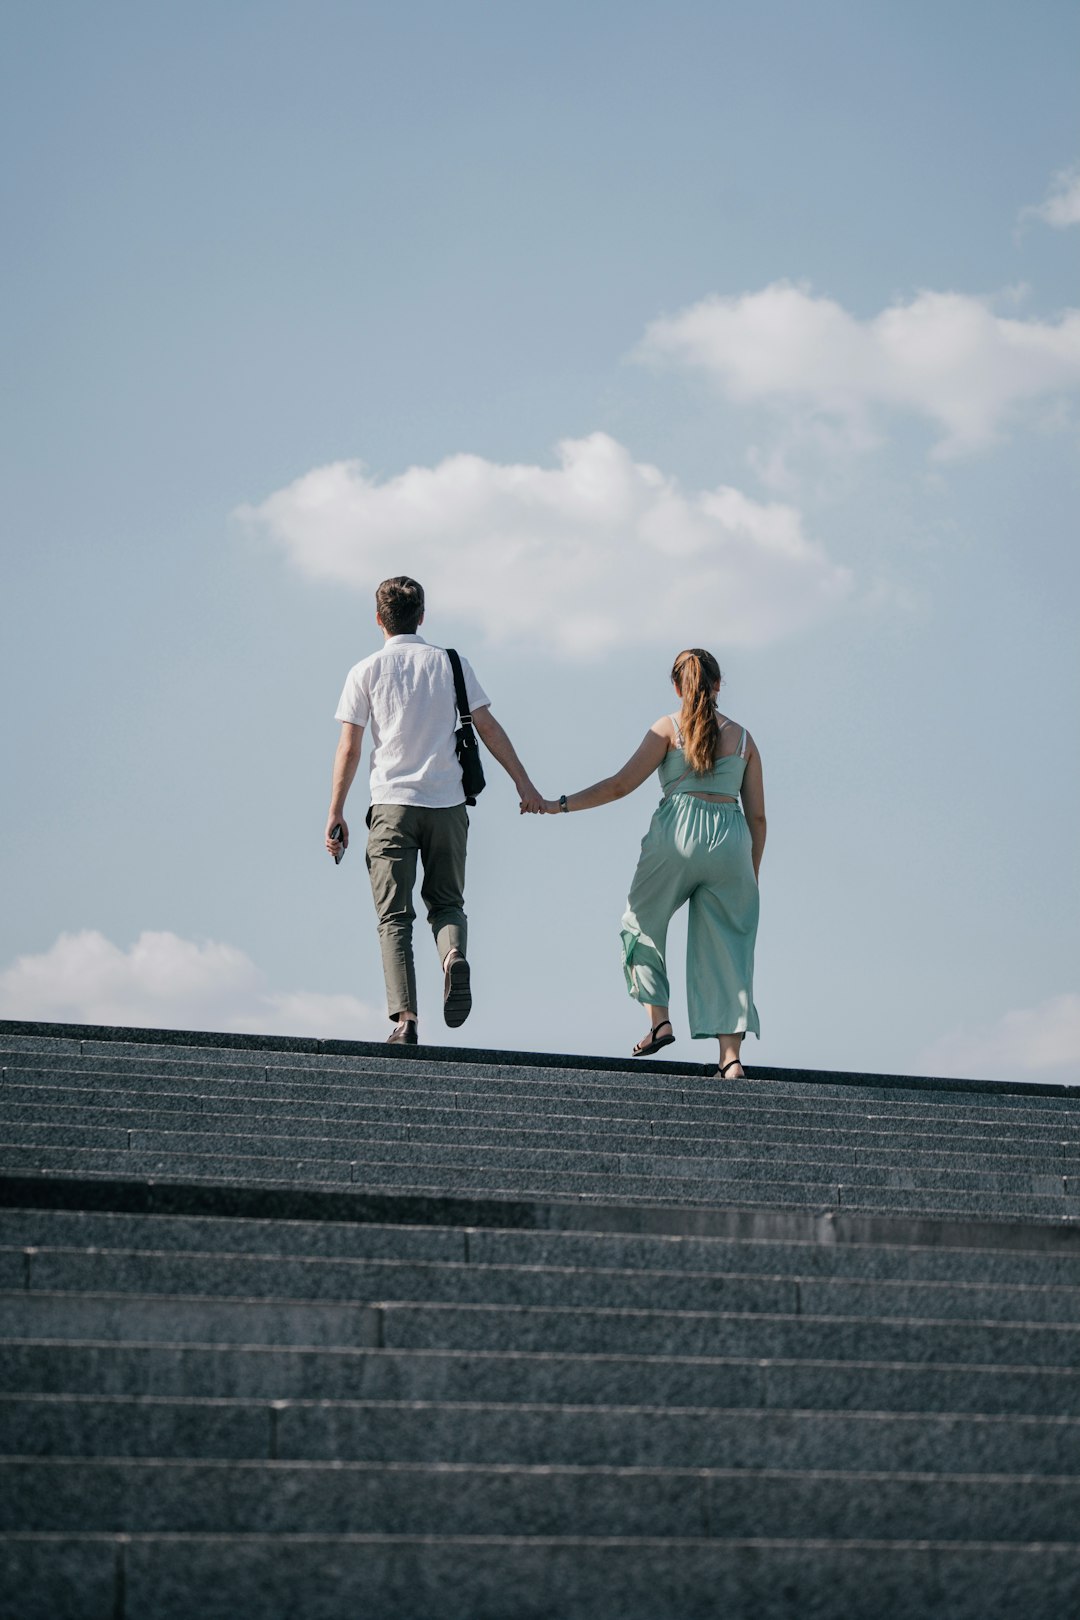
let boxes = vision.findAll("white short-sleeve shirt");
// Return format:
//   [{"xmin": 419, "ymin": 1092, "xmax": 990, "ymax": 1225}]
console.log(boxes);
[{"xmin": 334, "ymin": 635, "xmax": 491, "ymax": 808}]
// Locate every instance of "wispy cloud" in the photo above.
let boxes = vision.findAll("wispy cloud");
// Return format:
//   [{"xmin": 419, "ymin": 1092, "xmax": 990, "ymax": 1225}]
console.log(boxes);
[
  {"xmin": 238, "ymin": 431, "xmax": 852, "ymax": 657},
  {"xmin": 637, "ymin": 282, "xmax": 1080, "ymax": 459},
  {"xmin": 918, "ymin": 992, "xmax": 1080, "ymax": 1086},
  {"xmin": 0, "ymin": 930, "xmax": 385, "ymax": 1041},
  {"xmin": 1021, "ymin": 163, "xmax": 1080, "ymax": 229}
]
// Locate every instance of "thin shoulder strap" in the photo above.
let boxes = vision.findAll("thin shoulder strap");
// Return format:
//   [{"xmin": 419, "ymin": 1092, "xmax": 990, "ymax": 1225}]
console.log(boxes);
[
  {"xmin": 670, "ymin": 710, "xmax": 684, "ymax": 745},
  {"xmin": 446, "ymin": 649, "xmax": 472, "ymax": 723},
  {"xmin": 738, "ymin": 727, "xmax": 748, "ymax": 759}
]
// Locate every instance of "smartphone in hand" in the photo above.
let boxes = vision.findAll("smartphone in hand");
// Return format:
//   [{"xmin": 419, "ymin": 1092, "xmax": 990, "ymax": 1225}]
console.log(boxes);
[{"xmin": 329, "ymin": 823, "xmax": 345, "ymax": 864}]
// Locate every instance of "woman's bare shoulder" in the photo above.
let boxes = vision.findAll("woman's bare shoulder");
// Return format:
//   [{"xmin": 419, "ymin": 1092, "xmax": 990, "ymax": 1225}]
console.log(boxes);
[
  {"xmin": 719, "ymin": 715, "xmax": 758, "ymax": 758},
  {"xmin": 650, "ymin": 714, "xmax": 679, "ymax": 746}
]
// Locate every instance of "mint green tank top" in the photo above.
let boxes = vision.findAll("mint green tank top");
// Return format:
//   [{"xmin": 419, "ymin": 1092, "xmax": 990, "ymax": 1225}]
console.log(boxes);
[{"xmin": 658, "ymin": 715, "xmax": 748, "ymax": 798}]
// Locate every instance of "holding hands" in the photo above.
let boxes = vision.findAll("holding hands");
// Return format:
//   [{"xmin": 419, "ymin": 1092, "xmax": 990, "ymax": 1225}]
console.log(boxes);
[{"xmin": 518, "ymin": 793, "xmax": 564, "ymax": 815}]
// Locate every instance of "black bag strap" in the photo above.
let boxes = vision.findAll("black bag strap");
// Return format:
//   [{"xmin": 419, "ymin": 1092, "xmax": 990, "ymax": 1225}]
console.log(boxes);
[{"xmin": 446, "ymin": 649, "xmax": 472, "ymax": 726}]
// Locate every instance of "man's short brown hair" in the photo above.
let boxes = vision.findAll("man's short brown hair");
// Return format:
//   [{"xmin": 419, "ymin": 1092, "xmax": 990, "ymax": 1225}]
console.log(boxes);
[{"xmin": 376, "ymin": 576, "xmax": 425, "ymax": 636}]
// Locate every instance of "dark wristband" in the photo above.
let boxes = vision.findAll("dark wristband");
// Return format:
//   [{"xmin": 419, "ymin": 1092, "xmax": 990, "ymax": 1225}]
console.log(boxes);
[{"xmin": 559, "ymin": 794, "xmax": 568, "ymax": 813}]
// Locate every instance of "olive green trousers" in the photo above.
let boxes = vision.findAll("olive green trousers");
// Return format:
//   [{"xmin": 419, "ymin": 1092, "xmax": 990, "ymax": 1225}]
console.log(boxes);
[{"xmin": 365, "ymin": 803, "xmax": 468, "ymax": 1020}]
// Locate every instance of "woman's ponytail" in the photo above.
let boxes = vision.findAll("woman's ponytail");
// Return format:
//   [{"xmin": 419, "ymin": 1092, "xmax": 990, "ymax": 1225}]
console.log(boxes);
[{"xmin": 671, "ymin": 648, "xmax": 722, "ymax": 775}]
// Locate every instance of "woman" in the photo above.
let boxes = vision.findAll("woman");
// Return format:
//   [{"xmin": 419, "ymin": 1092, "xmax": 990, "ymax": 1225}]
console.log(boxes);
[{"xmin": 540, "ymin": 649, "xmax": 765, "ymax": 1079}]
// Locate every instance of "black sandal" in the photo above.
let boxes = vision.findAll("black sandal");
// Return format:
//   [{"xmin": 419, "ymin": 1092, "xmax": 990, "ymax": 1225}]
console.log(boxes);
[
  {"xmin": 717, "ymin": 1059, "xmax": 744, "ymax": 1077},
  {"xmin": 632, "ymin": 1020, "xmax": 675, "ymax": 1057}
]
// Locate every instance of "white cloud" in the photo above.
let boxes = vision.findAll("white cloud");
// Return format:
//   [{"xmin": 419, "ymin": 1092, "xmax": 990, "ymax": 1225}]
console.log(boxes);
[
  {"xmin": 238, "ymin": 432, "xmax": 852, "ymax": 656},
  {"xmin": 1023, "ymin": 163, "xmax": 1080, "ymax": 229},
  {"xmin": 919, "ymin": 992, "xmax": 1080, "ymax": 1086},
  {"xmin": 0, "ymin": 930, "xmax": 385, "ymax": 1041},
  {"xmin": 637, "ymin": 282, "xmax": 1080, "ymax": 458}
]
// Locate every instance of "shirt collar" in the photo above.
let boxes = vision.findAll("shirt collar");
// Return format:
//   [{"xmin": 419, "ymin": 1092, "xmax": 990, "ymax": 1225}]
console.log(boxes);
[{"xmin": 384, "ymin": 634, "xmax": 426, "ymax": 645}]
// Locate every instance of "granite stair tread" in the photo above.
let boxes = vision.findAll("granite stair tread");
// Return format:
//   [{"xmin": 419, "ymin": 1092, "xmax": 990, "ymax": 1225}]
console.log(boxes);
[{"xmin": 7, "ymin": 1531, "xmax": 1080, "ymax": 1620}]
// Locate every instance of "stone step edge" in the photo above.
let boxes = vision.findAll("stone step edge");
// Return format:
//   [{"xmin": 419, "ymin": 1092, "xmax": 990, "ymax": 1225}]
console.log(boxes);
[
  {"xmin": 7, "ymin": 1337, "xmax": 1080, "ymax": 1385},
  {"xmin": 8, "ymin": 1169, "xmax": 1080, "ymax": 1229},
  {"xmin": 12, "ymin": 1245, "xmax": 1080, "ymax": 1307},
  {"xmin": 5, "ymin": 1172, "xmax": 1080, "ymax": 1256},
  {"xmin": 3, "ymin": 1018, "xmax": 1075, "ymax": 1102},
  {"xmin": 7, "ymin": 1530, "xmax": 1080, "ymax": 1552},
  {"xmin": 7, "ymin": 1391, "xmax": 1080, "ymax": 1423},
  {"xmin": 8, "ymin": 1458, "xmax": 1080, "ymax": 1489},
  {"xmin": 11, "ymin": 1287, "xmax": 1080, "ymax": 1343}
]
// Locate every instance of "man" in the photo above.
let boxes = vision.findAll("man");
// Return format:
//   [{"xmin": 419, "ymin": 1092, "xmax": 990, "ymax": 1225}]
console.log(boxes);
[{"xmin": 325, "ymin": 576, "xmax": 540, "ymax": 1045}]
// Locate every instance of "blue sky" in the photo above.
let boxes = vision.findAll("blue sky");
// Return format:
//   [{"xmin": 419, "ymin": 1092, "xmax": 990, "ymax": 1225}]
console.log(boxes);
[{"xmin": 2, "ymin": 0, "xmax": 1078, "ymax": 1082}]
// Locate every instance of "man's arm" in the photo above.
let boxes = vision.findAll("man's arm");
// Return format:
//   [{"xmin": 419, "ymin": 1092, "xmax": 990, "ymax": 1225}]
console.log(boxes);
[
  {"xmin": 325, "ymin": 722, "xmax": 365, "ymax": 853},
  {"xmin": 471, "ymin": 706, "xmax": 541, "ymax": 813}
]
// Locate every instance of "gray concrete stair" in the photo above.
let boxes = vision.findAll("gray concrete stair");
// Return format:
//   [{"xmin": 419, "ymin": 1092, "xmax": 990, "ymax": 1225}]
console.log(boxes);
[{"xmin": 2, "ymin": 1019, "xmax": 1080, "ymax": 1617}]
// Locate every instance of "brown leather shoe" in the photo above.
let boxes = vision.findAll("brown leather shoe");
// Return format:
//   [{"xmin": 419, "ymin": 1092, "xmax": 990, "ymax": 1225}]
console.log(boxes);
[{"xmin": 387, "ymin": 1021, "xmax": 418, "ymax": 1045}]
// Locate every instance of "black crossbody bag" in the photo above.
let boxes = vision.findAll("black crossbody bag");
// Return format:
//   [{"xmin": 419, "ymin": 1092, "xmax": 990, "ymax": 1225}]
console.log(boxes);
[{"xmin": 447, "ymin": 648, "xmax": 486, "ymax": 806}]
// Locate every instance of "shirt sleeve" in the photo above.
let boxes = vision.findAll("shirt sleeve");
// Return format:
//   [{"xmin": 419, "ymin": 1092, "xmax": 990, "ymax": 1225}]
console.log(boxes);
[
  {"xmin": 334, "ymin": 667, "xmax": 370, "ymax": 726},
  {"xmin": 460, "ymin": 656, "xmax": 490, "ymax": 714}
]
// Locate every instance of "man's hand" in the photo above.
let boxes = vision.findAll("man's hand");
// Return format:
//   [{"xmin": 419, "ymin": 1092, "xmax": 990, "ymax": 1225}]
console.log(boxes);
[
  {"xmin": 518, "ymin": 779, "xmax": 545, "ymax": 815},
  {"xmin": 326, "ymin": 815, "xmax": 349, "ymax": 856}
]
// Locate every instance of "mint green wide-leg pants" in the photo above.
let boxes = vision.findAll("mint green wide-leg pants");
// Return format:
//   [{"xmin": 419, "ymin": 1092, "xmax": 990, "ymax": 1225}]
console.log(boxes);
[{"xmin": 620, "ymin": 795, "xmax": 760, "ymax": 1040}]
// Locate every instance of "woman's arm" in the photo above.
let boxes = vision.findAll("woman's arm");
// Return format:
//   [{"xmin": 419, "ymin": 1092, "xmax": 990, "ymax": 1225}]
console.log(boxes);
[
  {"xmin": 739, "ymin": 742, "xmax": 766, "ymax": 879},
  {"xmin": 542, "ymin": 721, "xmax": 671, "ymax": 814}
]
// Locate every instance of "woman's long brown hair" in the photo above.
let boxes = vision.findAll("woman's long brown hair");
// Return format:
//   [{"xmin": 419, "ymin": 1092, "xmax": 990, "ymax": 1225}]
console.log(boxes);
[{"xmin": 671, "ymin": 648, "xmax": 722, "ymax": 774}]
